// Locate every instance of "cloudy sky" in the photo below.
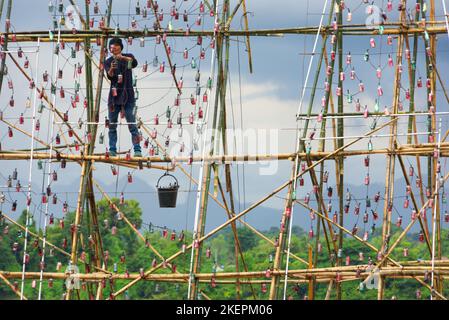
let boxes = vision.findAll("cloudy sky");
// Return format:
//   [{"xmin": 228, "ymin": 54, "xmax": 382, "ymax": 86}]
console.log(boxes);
[{"xmin": 1, "ymin": 0, "xmax": 449, "ymax": 235}]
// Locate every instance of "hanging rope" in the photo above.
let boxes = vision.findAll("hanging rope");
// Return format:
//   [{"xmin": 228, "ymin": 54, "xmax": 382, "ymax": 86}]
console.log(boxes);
[
  {"xmin": 38, "ymin": 24, "xmax": 61, "ymax": 300},
  {"xmin": 20, "ymin": 37, "xmax": 41, "ymax": 300}
]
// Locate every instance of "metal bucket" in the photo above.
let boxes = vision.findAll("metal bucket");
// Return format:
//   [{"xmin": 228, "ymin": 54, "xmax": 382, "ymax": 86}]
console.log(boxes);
[{"xmin": 156, "ymin": 173, "xmax": 179, "ymax": 208}]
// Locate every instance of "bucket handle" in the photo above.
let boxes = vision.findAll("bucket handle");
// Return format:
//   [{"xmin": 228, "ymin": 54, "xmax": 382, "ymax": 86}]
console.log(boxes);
[{"xmin": 156, "ymin": 172, "xmax": 179, "ymax": 188}]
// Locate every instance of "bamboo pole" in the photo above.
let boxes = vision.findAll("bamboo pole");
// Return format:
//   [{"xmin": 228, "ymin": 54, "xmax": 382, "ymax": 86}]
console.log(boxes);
[
  {"xmin": 336, "ymin": 0, "xmax": 344, "ymax": 300},
  {"xmin": 6, "ymin": 265, "xmax": 449, "ymax": 281},
  {"xmin": 3, "ymin": 143, "xmax": 449, "ymax": 163},
  {"xmin": 378, "ymin": 7, "xmax": 405, "ymax": 299},
  {"xmin": 189, "ymin": 3, "xmax": 224, "ymax": 298},
  {"xmin": 0, "ymin": 0, "xmax": 11, "ymax": 93},
  {"xmin": 3, "ymin": 23, "xmax": 449, "ymax": 41}
]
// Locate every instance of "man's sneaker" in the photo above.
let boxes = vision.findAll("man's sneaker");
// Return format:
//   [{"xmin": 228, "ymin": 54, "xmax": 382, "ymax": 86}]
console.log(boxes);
[
  {"xmin": 109, "ymin": 149, "xmax": 117, "ymax": 157},
  {"xmin": 134, "ymin": 150, "xmax": 142, "ymax": 158}
]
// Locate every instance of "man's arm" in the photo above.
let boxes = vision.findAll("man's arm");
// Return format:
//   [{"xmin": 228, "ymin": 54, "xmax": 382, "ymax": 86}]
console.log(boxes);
[
  {"xmin": 129, "ymin": 54, "xmax": 138, "ymax": 69},
  {"xmin": 119, "ymin": 53, "xmax": 138, "ymax": 69}
]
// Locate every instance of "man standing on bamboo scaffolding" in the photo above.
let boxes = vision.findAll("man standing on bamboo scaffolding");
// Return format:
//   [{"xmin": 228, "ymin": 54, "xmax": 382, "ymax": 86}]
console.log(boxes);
[{"xmin": 104, "ymin": 37, "xmax": 142, "ymax": 157}]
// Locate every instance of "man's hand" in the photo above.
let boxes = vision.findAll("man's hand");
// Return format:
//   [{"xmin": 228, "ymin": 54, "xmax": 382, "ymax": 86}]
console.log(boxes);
[
  {"xmin": 108, "ymin": 59, "xmax": 117, "ymax": 77},
  {"xmin": 114, "ymin": 54, "xmax": 132, "ymax": 62}
]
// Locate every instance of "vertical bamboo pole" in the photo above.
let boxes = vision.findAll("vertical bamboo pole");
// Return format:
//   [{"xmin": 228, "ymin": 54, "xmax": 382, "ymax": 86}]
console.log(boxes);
[
  {"xmin": 407, "ymin": 0, "xmax": 421, "ymax": 145},
  {"xmin": 189, "ymin": 4, "xmax": 223, "ymax": 299},
  {"xmin": 308, "ymin": 245, "xmax": 314, "ymax": 299},
  {"xmin": 84, "ymin": 0, "xmax": 113, "ymax": 299},
  {"xmin": 336, "ymin": 0, "xmax": 344, "ymax": 300},
  {"xmin": 0, "ymin": 0, "xmax": 12, "ymax": 93},
  {"xmin": 66, "ymin": 0, "xmax": 99, "ymax": 300},
  {"xmin": 296, "ymin": 0, "xmax": 336, "ymax": 299},
  {"xmin": 0, "ymin": 0, "xmax": 5, "ymax": 21},
  {"xmin": 378, "ymin": 6, "xmax": 405, "ymax": 299},
  {"xmin": 429, "ymin": 0, "xmax": 443, "ymax": 296},
  {"xmin": 216, "ymin": 0, "xmax": 242, "ymax": 298},
  {"xmin": 241, "ymin": 0, "xmax": 252, "ymax": 73}
]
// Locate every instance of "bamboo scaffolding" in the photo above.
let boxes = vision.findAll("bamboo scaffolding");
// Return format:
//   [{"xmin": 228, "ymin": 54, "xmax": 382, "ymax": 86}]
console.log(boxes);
[{"xmin": 1, "ymin": 1, "xmax": 448, "ymax": 301}]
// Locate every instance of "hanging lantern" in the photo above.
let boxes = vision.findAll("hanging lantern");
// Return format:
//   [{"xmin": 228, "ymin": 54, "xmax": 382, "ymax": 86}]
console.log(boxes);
[
  {"xmin": 333, "ymin": 212, "xmax": 338, "ymax": 224},
  {"xmin": 377, "ymin": 85, "xmax": 383, "ymax": 96},
  {"xmin": 418, "ymin": 231, "xmax": 424, "ymax": 243},
  {"xmin": 387, "ymin": 35, "xmax": 393, "ymax": 45},
  {"xmin": 416, "ymin": 289, "xmax": 422, "ymax": 300},
  {"xmin": 308, "ymin": 228, "xmax": 314, "ymax": 239},
  {"xmin": 396, "ymin": 216, "xmax": 402, "ymax": 227},
  {"xmin": 364, "ymin": 173, "xmax": 370, "ymax": 185},
  {"xmin": 265, "ymin": 268, "xmax": 271, "ymax": 278}
]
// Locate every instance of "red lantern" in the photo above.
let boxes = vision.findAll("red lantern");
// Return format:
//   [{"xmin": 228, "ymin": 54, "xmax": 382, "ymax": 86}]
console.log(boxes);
[
  {"xmin": 345, "ymin": 256, "xmax": 350, "ymax": 266},
  {"xmin": 265, "ymin": 268, "xmax": 271, "ymax": 278},
  {"xmin": 403, "ymin": 198, "xmax": 409, "ymax": 209},
  {"xmin": 418, "ymin": 231, "xmax": 424, "ymax": 242},
  {"xmin": 363, "ymin": 231, "xmax": 369, "ymax": 241},
  {"xmin": 308, "ymin": 228, "xmax": 314, "ymax": 239},
  {"xmin": 285, "ymin": 207, "xmax": 291, "ymax": 218},
  {"xmin": 374, "ymin": 192, "xmax": 380, "ymax": 202},
  {"xmin": 304, "ymin": 193, "xmax": 310, "ymax": 204},
  {"xmin": 364, "ymin": 156, "xmax": 370, "ymax": 167}
]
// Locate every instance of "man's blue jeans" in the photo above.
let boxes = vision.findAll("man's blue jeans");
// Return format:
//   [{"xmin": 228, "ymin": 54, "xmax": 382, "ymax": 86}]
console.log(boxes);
[{"xmin": 108, "ymin": 99, "xmax": 141, "ymax": 153}]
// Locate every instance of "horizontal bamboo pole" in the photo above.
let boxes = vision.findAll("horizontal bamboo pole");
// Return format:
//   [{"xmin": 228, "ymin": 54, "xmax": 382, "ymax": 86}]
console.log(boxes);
[
  {"xmin": 0, "ymin": 143, "xmax": 448, "ymax": 163},
  {"xmin": 2, "ymin": 23, "xmax": 449, "ymax": 42},
  {"xmin": 4, "ymin": 265, "xmax": 449, "ymax": 281}
]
